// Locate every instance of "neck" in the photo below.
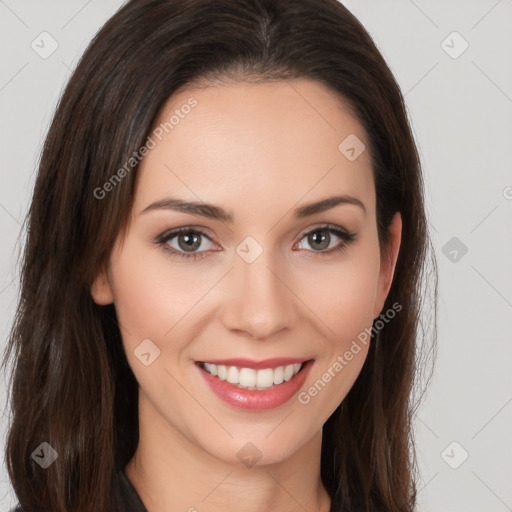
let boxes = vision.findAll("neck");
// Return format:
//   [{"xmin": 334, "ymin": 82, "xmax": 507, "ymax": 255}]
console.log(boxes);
[{"xmin": 125, "ymin": 391, "xmax": 331, "ymax": 512}]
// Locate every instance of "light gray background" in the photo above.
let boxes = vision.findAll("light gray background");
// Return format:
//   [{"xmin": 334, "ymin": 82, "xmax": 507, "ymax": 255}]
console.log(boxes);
[{"xmin": 1, "ymin": 1, "xmax": 511, "ymax": 511}]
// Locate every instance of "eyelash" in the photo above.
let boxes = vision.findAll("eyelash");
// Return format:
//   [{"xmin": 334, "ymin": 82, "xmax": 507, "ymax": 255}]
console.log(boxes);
[{"xmin": 154, "ymin": 224, "xmax": 356, "ymax": 261}]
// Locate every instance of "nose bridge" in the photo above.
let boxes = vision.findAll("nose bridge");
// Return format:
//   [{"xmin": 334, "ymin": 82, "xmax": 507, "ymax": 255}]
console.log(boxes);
[{"xmin": 223, "ymin": 240, "xmax": 294, "ymax": 339}]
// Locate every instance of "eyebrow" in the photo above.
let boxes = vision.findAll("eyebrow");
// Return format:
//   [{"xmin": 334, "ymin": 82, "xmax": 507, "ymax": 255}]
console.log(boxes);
[{"xmin": 140, "ymin": 194, "xmax": 366, "ymax": 222}]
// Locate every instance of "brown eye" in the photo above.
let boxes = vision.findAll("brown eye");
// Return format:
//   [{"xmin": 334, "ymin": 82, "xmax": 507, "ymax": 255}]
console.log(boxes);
[
  {"xmin": 175, "ymin": 231, "xmax": 202, "ymax": 252},
  {"xmin": 305, "ymin": 229, "xmax": 331, "ymax": 251},
  {"xmin": 296, "ymin": 225, "xmax": 356, "ymax": 255},
  {"xmin": 156, "ymin": 228, "xmax": 218, "ymax": 260}
]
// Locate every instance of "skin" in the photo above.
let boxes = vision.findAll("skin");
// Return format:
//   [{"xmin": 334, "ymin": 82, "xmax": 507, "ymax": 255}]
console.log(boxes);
[{"xmin": 91, "ymin": 78, "xmax": 401, "ymax": 512}]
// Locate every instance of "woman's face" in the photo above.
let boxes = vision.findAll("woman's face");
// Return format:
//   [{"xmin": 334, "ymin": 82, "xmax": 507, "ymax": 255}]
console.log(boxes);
[{"xmin": 92, "ymin": 78, "xmax": 401, "ymax": 466}]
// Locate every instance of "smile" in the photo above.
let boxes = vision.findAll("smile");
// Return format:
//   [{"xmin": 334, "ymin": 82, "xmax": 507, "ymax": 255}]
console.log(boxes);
[
  {"xmin": 200, "ymin": 362, "xmax": 303, "ymax": 390},
  {"xmin": 196, "ymin": 358, "xmax": 314, "ymax": 411}
]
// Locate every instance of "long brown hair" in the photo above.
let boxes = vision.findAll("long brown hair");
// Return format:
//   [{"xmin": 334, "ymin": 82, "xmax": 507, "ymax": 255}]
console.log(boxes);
[{"xmin": 2, "ymin": 1, "xmax": 437, "ymax": 511}]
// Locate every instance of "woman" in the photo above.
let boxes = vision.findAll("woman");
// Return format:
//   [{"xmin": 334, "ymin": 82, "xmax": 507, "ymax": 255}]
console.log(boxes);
[{"xmin": 2, "ymin": 0, "xmax": 437, "ymax": 510}]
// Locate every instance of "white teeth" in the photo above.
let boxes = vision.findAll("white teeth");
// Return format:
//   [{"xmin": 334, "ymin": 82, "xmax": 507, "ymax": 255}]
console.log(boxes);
[
  {"xmin": 283, "ymin": 364, "xmax": 294, "ymax": 382},
  {"xmin": 217, "ymin": 365, "xmax": 227, "ymax": 381},
  {"xmin": 226, "ymin": 366, "xmax": 239, "ymax": 384},
  {"xmin": 202, "ymin": 362, "xmax": 303, "ymax": 389},
  {"xmin": 204, "ymin": 362, "xmax": 217, "ymax": 376},
  {"xmin": 273, "ymin": 366, "xmax": 284, "ymax": 385},
  {"xmin": 239, "ymin": 368, "xmax": 256, "ymax": 387},
  {"xmin": 256, "ymin": 368, "xmax": 274, "ymax": 388}
]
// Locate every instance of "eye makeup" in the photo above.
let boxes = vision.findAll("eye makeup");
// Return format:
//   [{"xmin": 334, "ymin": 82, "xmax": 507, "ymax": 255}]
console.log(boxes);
[{"xmin": 153, "ymin": 223, "xmax": 357, "ymax": 261}]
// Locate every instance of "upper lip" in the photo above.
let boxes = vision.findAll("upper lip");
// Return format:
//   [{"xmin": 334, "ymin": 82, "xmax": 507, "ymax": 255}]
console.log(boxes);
[{"xmin": 197, "ymin": 357, "xmax": 311, "ymax": 370}]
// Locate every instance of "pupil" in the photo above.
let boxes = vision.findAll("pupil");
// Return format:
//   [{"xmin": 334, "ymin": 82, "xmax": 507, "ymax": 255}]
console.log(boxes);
[
  {"xmin": 309, "ymin": 230, "xmax": 329, "ymax": 250},
  {"xmin": 179, "ymin": 232, "xmax": 200, "ymax": 252}
]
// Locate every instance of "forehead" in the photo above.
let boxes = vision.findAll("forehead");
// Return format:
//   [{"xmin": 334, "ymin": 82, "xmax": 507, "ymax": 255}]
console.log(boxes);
[{"xmin": 133, "ymin": 79, "xmax": 375, "ymax": 221}]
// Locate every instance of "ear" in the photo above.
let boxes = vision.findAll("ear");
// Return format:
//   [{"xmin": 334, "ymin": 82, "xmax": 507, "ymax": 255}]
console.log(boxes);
[
  {"xmin": 90, "ymin": 266, "xmax": 114, "ymax": 305},
  {"xmin": 373, "ymin": 212, "xmax": 402, "ymax": 318}
]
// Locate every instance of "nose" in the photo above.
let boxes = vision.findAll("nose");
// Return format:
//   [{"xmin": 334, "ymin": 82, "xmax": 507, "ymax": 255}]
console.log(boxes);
[{"xmin": 221, "ymin": 249, "xmax": 297, "ymax": 341}]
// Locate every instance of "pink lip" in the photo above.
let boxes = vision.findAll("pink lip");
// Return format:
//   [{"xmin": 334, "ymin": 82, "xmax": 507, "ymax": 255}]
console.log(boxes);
[
  {"xmin": 198, "ymin": 357, "xmax": 307, "ymax": 370},
  {"xmin": 196, "ymin": 359, "xmax": 314, "ymax": 411}
]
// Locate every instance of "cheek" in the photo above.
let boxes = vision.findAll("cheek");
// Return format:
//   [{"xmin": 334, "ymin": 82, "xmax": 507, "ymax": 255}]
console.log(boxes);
[
  {"xmin": 296, "ymin": 245, "xmax": 381, "ymax": 344},
  {"xmin": 107, "ymin": 241, "xmax": 199, "ymax": 354},
  {"xmin": 108, "ymin": 243, "xmax": 207, "ymax": 420},
  {"xmin": 110, "ymin": 229, "xmax": 381, "ymax": 352},
  {"xmin": 293, "ymin": 238, "xmax": 380, "ymax": 409},
  {"xmin": 295, "ymin": 259, "xmax": 378, "ymax": 418}
]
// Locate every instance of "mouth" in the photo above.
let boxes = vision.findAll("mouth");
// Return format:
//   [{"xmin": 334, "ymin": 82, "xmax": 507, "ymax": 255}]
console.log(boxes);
[
  {"xmin": 199, "ymin": 360, "xmax": 305, "ymax": 390},
  {"xmin": 195, "ymin": 358, "xmax": 314, "ymax": 410}
]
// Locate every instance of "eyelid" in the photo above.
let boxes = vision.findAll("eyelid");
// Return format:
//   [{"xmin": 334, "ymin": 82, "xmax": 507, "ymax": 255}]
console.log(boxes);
[
  {"xmin": 156, "ymin": 225, "xmax": 219, "ymax": 245},
  {"xmin": 155, "ymin": 223, "xmax": 356, "ymax": 260},
  {"xmin": 156, "ymin": 223, "xmax": 352, "ymax": 245},
  {"xmin": 296, "ymin": 222, "xmax": 353, "ymax": 240}
]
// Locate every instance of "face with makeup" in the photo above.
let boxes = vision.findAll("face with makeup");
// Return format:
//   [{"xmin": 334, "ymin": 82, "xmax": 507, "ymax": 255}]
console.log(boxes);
[{"xmin": 91, "ymin": 79, "xmax": 401, "ymax": 469}]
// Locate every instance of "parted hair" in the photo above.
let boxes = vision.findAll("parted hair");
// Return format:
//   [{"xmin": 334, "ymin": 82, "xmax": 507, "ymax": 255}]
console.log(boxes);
[{"xmin": 2, "ymin": 1, "xmax": 437, "ymax": 511}]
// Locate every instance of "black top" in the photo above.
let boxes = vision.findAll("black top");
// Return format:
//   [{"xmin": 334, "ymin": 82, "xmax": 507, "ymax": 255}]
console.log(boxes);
[{"xmin": 116, "ymin": 467, "xmax": 148, "ymax": 511}]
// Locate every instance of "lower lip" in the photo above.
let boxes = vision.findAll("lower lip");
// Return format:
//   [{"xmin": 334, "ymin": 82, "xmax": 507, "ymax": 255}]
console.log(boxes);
[{"xmin": 197, "ymin": 360, "xmax": 314, "ymax": 411}]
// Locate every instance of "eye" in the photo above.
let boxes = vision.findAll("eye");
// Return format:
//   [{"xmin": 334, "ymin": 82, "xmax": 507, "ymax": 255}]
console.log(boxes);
[
  {"xmin": 156, "ymin": 228, "xmax": 219, "ymax": 260},
  {"xmin": 294, "ymin": 224, "xmax": 356, "ymax": 256},
  {"xmin": 155, "ymin": 224, "xmax": 356, "ymax": 261}
]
